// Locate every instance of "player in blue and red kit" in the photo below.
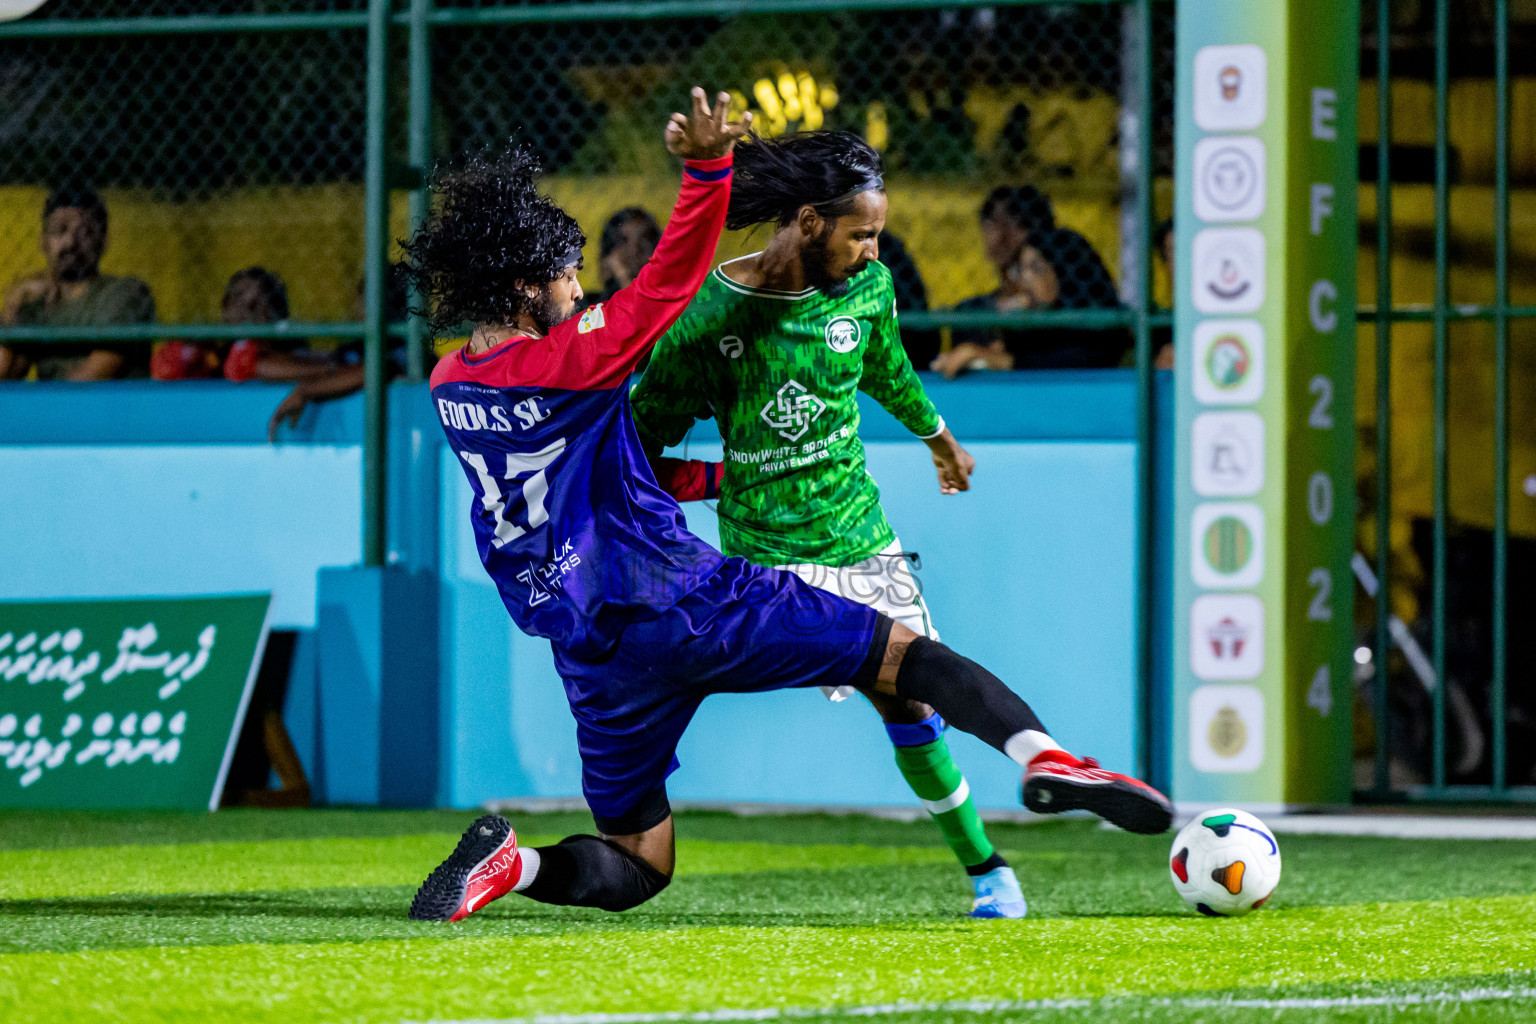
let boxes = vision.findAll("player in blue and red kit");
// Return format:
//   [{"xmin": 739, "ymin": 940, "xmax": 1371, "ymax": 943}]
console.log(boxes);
[{"xmin": 406, "ymin": 88, "xmax": 1171, "ymax": 923}]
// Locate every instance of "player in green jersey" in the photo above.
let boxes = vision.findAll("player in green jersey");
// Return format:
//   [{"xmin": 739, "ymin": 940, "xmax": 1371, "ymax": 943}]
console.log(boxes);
[{"xmin": 629, "ymin": 131, "xmax": 1026, "ymax": 919}]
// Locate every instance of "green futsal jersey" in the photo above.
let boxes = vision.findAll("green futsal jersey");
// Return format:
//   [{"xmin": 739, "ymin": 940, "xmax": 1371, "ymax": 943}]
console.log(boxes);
[{"xmin": 630, "ymin": 256, "xmax": 943, "ymax": 567}]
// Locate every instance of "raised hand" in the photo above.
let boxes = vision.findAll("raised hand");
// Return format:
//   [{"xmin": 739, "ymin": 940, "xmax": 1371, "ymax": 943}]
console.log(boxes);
[{"xmin": 664, "ymin": 87, "xmax": 753, "ymax": 161}]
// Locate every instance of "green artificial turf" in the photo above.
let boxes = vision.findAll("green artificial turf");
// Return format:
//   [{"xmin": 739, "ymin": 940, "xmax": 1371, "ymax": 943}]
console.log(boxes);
[{"xmin": 0, "ymin": 809, "xmax": 1533, "ymax": 1024}]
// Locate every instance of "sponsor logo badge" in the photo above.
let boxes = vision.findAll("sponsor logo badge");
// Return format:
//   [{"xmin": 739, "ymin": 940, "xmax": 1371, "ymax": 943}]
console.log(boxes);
[
  {"xmin": 760, "ymin": 380, "xmax": 827, "ymax": 442},
  {"xmin": 576, "ymin": 304, "xmax": 606, "ymax": 335},
  {"xmin": 1190, "ymin": 684, "xmax": 1265, "ymax": 772},
  {"xmin": 719, "ymin": 335, "xmax": 745, "ymax": 359},
  {"xmin": 1192, "ymin": 410, "xmax": 1264, "ymax": 496},
  {"xmin": 1193, "ymin": 320, "xmax": 1264, "ymax": 404},
  {"xmin": 1189, "ymin": 594, "xmax": 1265, "ymax": 680},
  {"xmin": 1192, "ymin": 228, "xmax": 1265, "ymax": 314},
  {"xmin": 1194, "ymin": 136, "xmax": 1265, "ymax": 222},
  {"xmin": 1193, "ymin": 44, "xmax": 1267, "ymax": 131},
  {"xmin": 1192, "ymin": 501, "xmax": 1264, "ymax": 589},
  {"xmin": 825, "ymin": 316, "xmax": 862, "ymax": 354}
]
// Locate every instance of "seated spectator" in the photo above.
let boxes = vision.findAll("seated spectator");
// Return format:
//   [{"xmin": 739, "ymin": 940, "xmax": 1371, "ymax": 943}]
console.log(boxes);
[
  {"xmin": 590, "ymin": 207, "xmax": 661, "ymax": 306},
  {"xmin": 0, "ymin": 185, "xmax": 155, "ymax": 381},
  {"xmin": 941, "ymin": 185, "xmax": 1054, "ymax": 367},
  {"xmin": 268, "ymin": 266, "xmax": 425, "ymax": 440},
  {"xmin": 153, "ymin": 267, "xmax": 333, "ymax": 383},
  {"xmin": 932, "ymin": 227, "xmax": 1129, "ymax": 377},
  {"xmin": 954, "ymin": 184, "xmax": 1057, "ymax": 318},
  {"xmin": 1152, "ymin": 218, "xmax": 1175, "ymax": 370},
  {"xmin": 877, "ymin": 229, "xmax": 941, "ymax": 369}
]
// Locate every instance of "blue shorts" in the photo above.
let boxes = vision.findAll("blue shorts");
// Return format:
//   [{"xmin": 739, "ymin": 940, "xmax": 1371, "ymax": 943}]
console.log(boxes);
[{"xmin": 553, "ymin": 556, "xmax": 888, "ymax": 834}]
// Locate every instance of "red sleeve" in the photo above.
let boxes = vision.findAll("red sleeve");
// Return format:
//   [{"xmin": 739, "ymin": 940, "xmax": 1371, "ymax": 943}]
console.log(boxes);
[
  {"xmin": 651, "ymin": 456, "xmax": 724, "ymax": 502},
  {"xmin": 547, "ymin": 153, "xmax": 732, "ymax": 388},
  {"xmin": 430, "ymin": 154, "xmax": 732, "ymax": 394}
]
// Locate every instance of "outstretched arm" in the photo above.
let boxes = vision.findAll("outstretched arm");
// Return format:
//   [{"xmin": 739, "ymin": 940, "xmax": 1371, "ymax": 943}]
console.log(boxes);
[{"xmin": 571, "ymin": 89, "xmax": 751, "ymax": 382}]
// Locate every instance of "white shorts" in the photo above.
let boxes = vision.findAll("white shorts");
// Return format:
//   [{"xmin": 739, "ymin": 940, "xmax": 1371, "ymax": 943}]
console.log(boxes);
[{"xmin": 775, "ymin": 537, "xmax": 939, "ymax": 702}]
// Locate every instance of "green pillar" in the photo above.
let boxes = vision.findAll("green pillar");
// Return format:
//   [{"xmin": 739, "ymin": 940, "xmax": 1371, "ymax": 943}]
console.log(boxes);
[
  {"xmin": 1172, "ymin": 0, "xmax": 1359, "ymax": 808},
  {"xmin": 362, "ymin": 0, "xmax": 391, "ymax": 567}
]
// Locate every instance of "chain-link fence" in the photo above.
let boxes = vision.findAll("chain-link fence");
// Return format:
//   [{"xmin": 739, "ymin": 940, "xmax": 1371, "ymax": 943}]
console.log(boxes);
[
  {"xmin": 0, "ymin": 0, "xmax": 1171, "ymax": 697},
  {"xmin": 0, "ymin": 0, "xmax": 1174, "ymax": 378}
]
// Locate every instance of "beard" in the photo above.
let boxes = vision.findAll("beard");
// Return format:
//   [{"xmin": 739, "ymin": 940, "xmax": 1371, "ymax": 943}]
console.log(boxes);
[
  {"xmin": 804, "ymin": 230, "xmax": 869, "ymax": 298},
  {"xmin": 54, "ymin": 251, "xmax": 98, "ymax": 283},
  {"xmin": 527, "ymin": 286, "xmax": 581, "ymax": 334}
]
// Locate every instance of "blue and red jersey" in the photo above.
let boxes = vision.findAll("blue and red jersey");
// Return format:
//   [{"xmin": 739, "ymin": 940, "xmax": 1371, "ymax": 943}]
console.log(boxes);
[{"xmin": 430, "ymin": 154, "xmax": 733, "ymax": 659}]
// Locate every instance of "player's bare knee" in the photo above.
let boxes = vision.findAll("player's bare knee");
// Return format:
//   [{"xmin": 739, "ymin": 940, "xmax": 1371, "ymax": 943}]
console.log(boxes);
[{"xmin": 872, "ymin": 621, "xmax": 921, "ymax": 693}]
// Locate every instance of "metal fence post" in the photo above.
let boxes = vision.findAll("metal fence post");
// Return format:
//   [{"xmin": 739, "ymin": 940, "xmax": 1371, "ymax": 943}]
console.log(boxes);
[
  {"xmin": 1430, "ymin": 0, "xmax": 1448, "ymax": 791},
  {"xmin": 1372, "ymin": 0, "xmax": 1392, "ymax": 797},
  {"xmin": 407, "ymin": 0, "xmax": 434, "ymax": 385},
  {"xmin": 1492, "ymin": 0, "xmax": 1510, "ymax": 794},
  {"xmin": 1131, "ymin": 0, "xmax": 1156, "ymax": 785},
  {"xmin": 363, "ymin": 0, "xmax": 391, "ymax": 568}
]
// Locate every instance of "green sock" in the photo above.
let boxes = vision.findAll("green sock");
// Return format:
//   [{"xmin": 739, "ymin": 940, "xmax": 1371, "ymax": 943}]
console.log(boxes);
[{"xmin": 892, "ymin": 736, "xmax": 996, "ymax": 870}]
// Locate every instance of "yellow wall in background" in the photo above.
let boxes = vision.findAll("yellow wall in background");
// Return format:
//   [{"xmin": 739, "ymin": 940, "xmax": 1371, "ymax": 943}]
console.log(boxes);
[
  {"xmin": 1, "ymin": 176, "xmax": 1141, "ymax": 322},
  {"xmin": 1356, "ymin": 185, "xmax": 1536, "ymax": 559}
]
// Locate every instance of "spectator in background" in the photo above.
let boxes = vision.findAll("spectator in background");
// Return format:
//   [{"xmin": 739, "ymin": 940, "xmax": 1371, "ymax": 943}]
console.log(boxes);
[
  {"xmin": 591, "ymin": 207, "xmax": 661, "ymax": 306},
  {"xmin": 877, "ymin": 229, "xmax": 941, "ymax": 369},
  {"xmin": 1152, "ymin": 218, "xmax": 1175, "ymax": 370},
  {"xmin": 152, "ymin": 267, "xmax": 334, "ymax": 382},
  {"xmin": 267, "ymin": 266, "xmax": 422, "ymax": 441},
  {"xmin": 943, "ymin": 185, "xmax": 1055, "ymax": 359},
  {"xmin": 933, "ymin": 227, "xmax": 1128, "ymax": 377},
  {"xmin": 0, "ymin": 186, "xmax": 155, "ymax": 380}
]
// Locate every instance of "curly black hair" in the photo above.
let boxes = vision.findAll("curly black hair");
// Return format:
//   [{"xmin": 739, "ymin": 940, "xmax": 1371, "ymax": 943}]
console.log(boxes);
[
  {"xmin": 399, "ymin": 143, "xmax": 586, "ymax": 336},
  {"xmin": 726, "ymin": 130, "xmax": 884, "ymax": 231}
]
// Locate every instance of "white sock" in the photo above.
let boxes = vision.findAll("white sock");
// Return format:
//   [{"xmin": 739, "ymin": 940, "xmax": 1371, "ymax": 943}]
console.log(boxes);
[
  {"xmin": 511, "ymin": 846, "xmax": 540, "ymax": 892},
  {"xmin": 1003, "ymin": 729, "xmax": 1067, "ymax": 768}
]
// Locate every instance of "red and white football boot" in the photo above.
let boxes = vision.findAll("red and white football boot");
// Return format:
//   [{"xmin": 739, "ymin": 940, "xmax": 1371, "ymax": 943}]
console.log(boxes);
[
  {"xmin": 409, "ymin": 814, "xmax": 524, "ymax": 922},
  {"xmin": 1022, "ymin": 751, "xmax": 1173, "ymax": 834}
]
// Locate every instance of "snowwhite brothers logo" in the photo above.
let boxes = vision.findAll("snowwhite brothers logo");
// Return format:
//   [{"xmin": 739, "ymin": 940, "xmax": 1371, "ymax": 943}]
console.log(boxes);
[{"xmin": 760, "ymin": 380, "xmax": 827, "ymax": 442}]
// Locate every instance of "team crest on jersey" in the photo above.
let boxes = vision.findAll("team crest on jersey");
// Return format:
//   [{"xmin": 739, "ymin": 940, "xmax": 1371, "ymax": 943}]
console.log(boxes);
[
  {"xmin": 825, "ymin": 316, "xmax": 862, "ymax": 353},
  {"xmin": 576, "ymin": 304, "xmax": 606, "ymax": 334}
]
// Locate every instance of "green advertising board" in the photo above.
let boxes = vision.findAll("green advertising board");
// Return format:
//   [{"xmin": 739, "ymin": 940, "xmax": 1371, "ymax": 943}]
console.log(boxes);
[
  {"xmin": 0, "ymin": 595, "xmax": 271, "ymax": 810},
  {"xmin": 1173, "ymin": 0, "xmax": 1357, "ymax": 807}
]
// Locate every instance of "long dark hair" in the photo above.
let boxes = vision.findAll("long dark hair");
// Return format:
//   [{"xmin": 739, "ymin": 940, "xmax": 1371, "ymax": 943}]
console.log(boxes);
[
  {"xmin": 726, "ymin": 130, "xmax": 884, "ymax": 231},
  {"xmin": 399, "ymin": 142, "xmax": 586, "ymax": 336}
]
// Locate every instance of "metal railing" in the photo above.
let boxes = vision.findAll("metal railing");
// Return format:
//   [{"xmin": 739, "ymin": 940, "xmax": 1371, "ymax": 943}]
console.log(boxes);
[{"xmin": 1362, "ymin": 0, "xmax": 1532, "ymax": 803}]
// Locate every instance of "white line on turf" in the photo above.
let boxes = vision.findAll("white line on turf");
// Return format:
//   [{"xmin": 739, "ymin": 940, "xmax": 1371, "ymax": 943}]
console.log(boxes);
[{"xmin": 415, "ymin": 985, "xmax": 1536, "ymax": 1023}]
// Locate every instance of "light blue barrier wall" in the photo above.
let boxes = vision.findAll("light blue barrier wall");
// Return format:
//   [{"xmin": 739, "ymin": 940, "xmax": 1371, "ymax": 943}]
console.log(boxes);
[
  {"xmin": 436, "ymin": 375, "xmax": 1149, "ymax": 811},
  {"xmin": 0, "ymin": 444, "xmax": 360, "ymax": 629},
  {"xmin": 0, "ymin": 372, "xmax": 1168, "ymax": 811}
]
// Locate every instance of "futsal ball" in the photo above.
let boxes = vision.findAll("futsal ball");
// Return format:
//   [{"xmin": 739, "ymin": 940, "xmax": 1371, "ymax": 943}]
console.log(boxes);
[{"xmin": 1168, "ymin": 807, "xmax": 1281, "ymax": 916}]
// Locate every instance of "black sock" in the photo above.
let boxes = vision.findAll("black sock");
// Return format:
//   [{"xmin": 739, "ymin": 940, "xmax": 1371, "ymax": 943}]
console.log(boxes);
[
  {"xmin": 965, "ymin": 851, "xmax": 1010, "ymax": 877},
  {"xmin": 519, "ymin": 835, "xmax": 670, "ymax": 913},
  {"xmin": 893, "ymin": 637, "xmax": 1047, "ymax": 754}
]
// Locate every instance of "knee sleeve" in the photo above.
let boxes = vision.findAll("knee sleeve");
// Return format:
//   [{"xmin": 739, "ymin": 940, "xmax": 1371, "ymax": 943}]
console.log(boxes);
[
  {"xmin": 518, "ymin": 834, "xmax": 671, "ymax": 913},
  {"xmin": 893, "ymin": 637, "xmax": 1046, "ymax": 754}
]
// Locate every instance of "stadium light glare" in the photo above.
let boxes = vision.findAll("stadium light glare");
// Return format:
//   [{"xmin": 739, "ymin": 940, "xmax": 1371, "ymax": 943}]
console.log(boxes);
[{"xmin": 0, "ymin": 0, "xmax": 49, "ymax": 22}]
